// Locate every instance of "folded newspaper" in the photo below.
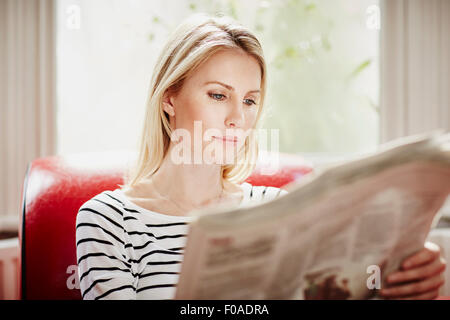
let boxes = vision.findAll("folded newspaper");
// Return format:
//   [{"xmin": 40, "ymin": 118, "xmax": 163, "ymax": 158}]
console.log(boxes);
[{"xmin": 175, "ymin": 131, "xmax": 450, "ymax": 300}]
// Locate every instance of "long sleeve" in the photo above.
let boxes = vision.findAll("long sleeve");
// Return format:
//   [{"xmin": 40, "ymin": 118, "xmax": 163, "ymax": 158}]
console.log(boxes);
[{"xmin": 75, "ymin": 198, "xmax": 137, "ymax": 300}]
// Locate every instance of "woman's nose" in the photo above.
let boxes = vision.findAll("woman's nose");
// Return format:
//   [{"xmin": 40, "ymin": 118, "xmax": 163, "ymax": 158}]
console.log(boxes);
[{"xmin": 225, "ymin": 101, "xmax": 245, "ymax": 128}]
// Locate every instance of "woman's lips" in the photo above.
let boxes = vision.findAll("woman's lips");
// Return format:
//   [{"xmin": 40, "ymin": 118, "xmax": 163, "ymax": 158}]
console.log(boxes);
[{"xmin": 213, "ymin": 136, "xmax": 238, "ymax": 143}]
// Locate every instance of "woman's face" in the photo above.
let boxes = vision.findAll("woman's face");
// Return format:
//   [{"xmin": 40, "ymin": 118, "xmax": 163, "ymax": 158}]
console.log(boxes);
[{"xmin": 164, "ymin": 48, "xmax": 262, "ymax": 165}]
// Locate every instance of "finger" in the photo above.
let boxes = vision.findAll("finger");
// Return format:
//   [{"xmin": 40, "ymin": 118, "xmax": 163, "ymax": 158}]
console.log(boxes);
[
  {"xmin": 402, "ymin": 243, "xmax": 440, "ymax": 270},
  {"xmin": 379, "ymin": 274, "xmax": 444, "ymax": 298},
  {"xmin": 400, "ymin": 289, "xmax": 441, "ymax": 300},
  {"xmin": 387, "ymin": 256, "xmax": 446, "ymax": 284}
]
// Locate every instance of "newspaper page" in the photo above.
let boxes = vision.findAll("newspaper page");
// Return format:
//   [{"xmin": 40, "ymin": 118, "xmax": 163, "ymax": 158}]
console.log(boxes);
[{"xmin": 175, "ymin": 131, "xmax": 450, "ymax": 299}]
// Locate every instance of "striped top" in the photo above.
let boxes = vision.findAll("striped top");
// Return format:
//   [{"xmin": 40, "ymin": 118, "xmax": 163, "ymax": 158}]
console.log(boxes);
[{"xmin": 75, "ymin": 182, "xmax": 288, "ymax": 300}]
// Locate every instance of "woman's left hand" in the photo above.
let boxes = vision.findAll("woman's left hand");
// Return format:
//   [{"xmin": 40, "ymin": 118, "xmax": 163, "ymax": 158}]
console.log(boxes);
[{"xmin": 379, "ymin": 241, "xmax": 446, "ymax": 299}]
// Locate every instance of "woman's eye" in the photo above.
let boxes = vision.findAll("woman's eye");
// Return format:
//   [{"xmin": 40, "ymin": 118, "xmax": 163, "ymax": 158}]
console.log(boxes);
[
  {"xmin": 244, "ymin": 99, "xmax": 256, "ymax": 106},
  {"xmin": 209, "ymin": 93, "xmax": 226, "ymax": 101}
]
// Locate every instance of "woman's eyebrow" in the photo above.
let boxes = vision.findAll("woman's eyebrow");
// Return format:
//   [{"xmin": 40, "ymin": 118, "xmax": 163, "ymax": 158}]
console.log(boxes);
[{"xmin": 203, "ymin": 81, "xmax": 260, "ymax": 94}]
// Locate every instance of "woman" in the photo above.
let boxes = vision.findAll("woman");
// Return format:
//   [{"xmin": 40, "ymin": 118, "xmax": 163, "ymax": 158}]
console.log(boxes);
[{"xmin": 76, "ymin": 13, "xmax": 445, "ymax": 300}]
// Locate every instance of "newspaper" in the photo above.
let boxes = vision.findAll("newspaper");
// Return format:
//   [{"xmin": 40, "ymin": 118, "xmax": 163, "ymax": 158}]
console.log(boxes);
[{"xmin": 175, "ymin": 131, "xmax": 450, "ymax": 300}]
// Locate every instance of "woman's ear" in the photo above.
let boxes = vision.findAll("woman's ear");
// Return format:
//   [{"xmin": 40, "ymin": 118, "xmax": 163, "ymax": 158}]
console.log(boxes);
[{"xmin": 162, "ymin": 91, "xmax": 176, "ymax": 117}]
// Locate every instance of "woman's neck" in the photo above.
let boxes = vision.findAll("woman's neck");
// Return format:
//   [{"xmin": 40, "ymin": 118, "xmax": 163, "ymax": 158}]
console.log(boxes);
[
  {"xmin": 123, "ymin": 143, "xmax": 244, "ymax": 216},
  {"xmin": 150, "ymin": 152, "xmax": 224, "ymax": 208}
]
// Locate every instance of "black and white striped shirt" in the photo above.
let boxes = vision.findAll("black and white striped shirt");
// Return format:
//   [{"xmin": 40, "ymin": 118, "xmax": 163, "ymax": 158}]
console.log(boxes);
[{"xmin": 75, "ymin": 182, "xmax": 288, "ymax": 300}]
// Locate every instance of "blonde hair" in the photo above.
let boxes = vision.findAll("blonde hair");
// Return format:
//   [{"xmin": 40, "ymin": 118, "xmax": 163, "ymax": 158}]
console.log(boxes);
[{"xmin": 122, "ymin": 13, "xmax": 267, "ymax": 188}]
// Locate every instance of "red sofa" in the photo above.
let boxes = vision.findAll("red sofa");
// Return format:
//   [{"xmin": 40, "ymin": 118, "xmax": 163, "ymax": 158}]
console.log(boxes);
[{"xmin": 19, "ymin": 150, "xmax": 313, "ymax": 300}]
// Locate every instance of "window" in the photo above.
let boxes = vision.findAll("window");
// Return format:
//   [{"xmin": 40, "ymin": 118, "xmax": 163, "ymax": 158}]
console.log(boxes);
[{"xmin": 56, "ymin": 0, "xmax": 380, "ymax": 157}]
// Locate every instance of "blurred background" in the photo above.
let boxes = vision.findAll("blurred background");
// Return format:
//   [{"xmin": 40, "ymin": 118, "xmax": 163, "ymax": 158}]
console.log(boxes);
[
  {"xmin": 0, "ymin": 0, "xmax": 449, "ymax": 299},
  {"xmin": 55, "ymin": 0, "xmax": 380, "ymax": 155}
]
